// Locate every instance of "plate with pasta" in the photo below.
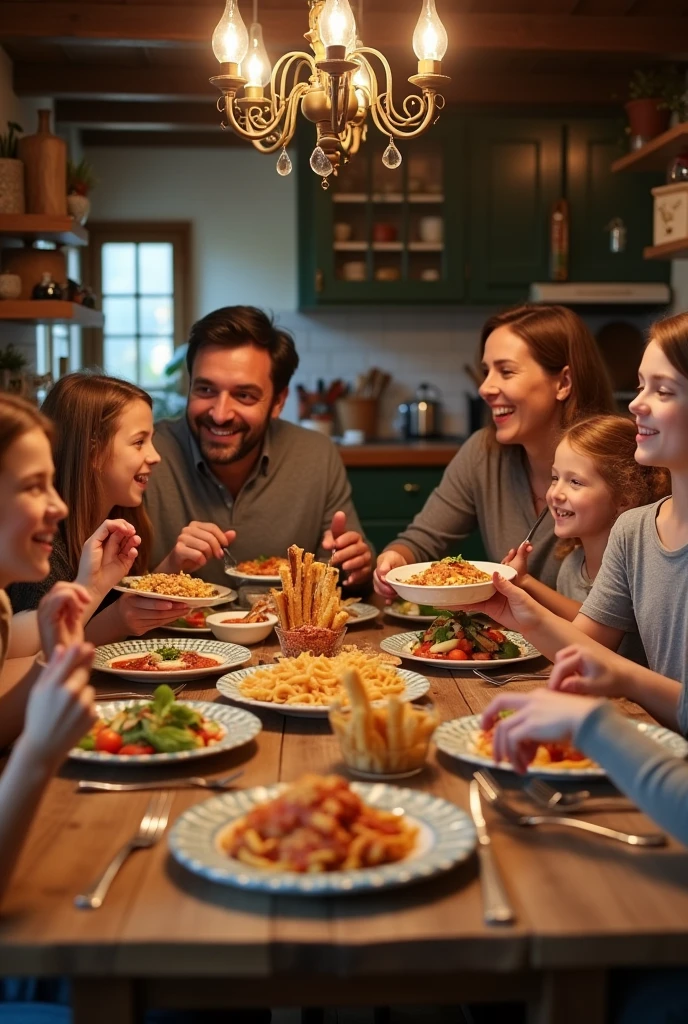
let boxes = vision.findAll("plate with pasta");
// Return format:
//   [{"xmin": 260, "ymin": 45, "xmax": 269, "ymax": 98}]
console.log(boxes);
[
  {"xmin": 115, "ymin": 573, "xmax": 236, "ymax": 608},
  {"xmin": 94, "ymin": 638, "xmax": 252, "ymax": 682},
  {"xmin": 224, "ymin": 556, "xmax": 289, "ymax": 584},
  {"xmin": 216, "ymin": 648, "xmax": 430, "ymax": 717},
  {"xmin": 168, "ymin": 773, "xmax": 476, "ymax": 895},
  {"xmin": 434, "ymin": 714, "xmax": 688, "ymax": 779},
  {"xmin": 385, "ymin": 557, "xmax": 517, "ymax": 608}
]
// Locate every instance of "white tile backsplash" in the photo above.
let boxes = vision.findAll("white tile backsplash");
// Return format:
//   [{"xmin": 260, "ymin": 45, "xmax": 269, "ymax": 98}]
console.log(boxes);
[{"xmin": 276, "ymin": 308, "xmax": 491, "ymax": 438}]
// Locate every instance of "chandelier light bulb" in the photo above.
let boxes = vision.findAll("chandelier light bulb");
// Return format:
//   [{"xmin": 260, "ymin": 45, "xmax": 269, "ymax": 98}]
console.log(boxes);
[
  {"xmin": 320, "ymin": 0, "xmax": 357, "ymax": 51},
  {"xmin": 412, "ymin": 0, "xmax": 448, "ymax": 62},
  {"xmin": 212, "ymin": 0, "xmax": 249, "ymax": 65},
  {"xmin": 245, "ymin": 21, "xmax": 272, "ymax": 87}
]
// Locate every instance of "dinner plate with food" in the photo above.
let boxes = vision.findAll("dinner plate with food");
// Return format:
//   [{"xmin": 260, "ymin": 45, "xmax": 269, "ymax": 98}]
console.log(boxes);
[
  {"xmin": 380, "ymin": 613, "xmax": 540, "ymax": 670},
  {"xmin": 115, "ymin": 572, "xmax": 236, "ymax": 608},
  {"xmin": 216, "ymin": 647, "xmax": 430, "ymax": 718},
  {"xmin": 167, "ymin": 607, "xmax": 216, "ymax": 634},
  {"xmin": 71, "ymin": 685, "xmax": 262, "ymax": 764},
  {"xmin": 168, "ymin": 773, "xmax": 476, "ymax": 895},
  {"xmin": 384, "ymin": 599, "xmax": 445, "ymax": 624},
  {"xmin": 224, "ymin": 555, "xmax": 289, "ymax": 585},
  {"xmin": 341, "ymin": 600, "xmax": 380, "ymax": 626},
  {"xmin": 385, "ymin": 556, "xmax": 517, "ymax": 608},
  {"xmin": 434, "ymin": 713, "xmax": 688, "ymax": 779},
  {"xmin": 93, "ymin": 637, "xmax": 251, "ymax": 682}
]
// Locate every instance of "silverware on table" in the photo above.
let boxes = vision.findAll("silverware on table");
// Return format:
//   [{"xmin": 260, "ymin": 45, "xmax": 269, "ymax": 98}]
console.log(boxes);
[
  {"xmin": 525, "ymin": 777, "xmax": 635, "ymax": 814},
  {"xmin": 223, "ymin": 546, "xmax": 237, "ymax": 573},
  {"xmin": 76, "ymin": 769, "xmax": 244, "ymax": 794},
  {"xmin": 95, "ymin": 683, "xmax": 187, "ymax": 702},
  {"xmin": 474, "ymin": 771, "xmax": 665, "ymax": 847},
  {"xmin": 468, "ymin": 779, "xmax": 516, "ymax": 925},
  {"xmin": 74, "ymin": 791, "xmax": 173, "ymax": 909},
  {"xmin": 522, "ymin": 506, "xmax": 550, "ymax": 546},
  {"xmin": 472, "ymin": 668, "xmax": 550, "ymax": 687}
]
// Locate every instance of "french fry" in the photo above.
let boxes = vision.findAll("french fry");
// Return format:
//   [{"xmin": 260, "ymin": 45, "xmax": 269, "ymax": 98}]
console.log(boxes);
[
  {"xmin": 288, "ymin": 545, "xmax": 304, "ymax": 628},
  {"xmin": 277, "ymin": 564, "xmax": 294, "ymax": 628},
  {"xmin": 301, "ymin": 551, "xmax": 315, "ymax": 619},
  {"xmin": 271, "ymin": 588, "xmax": 288, "ymax": 627},
  {"xmin": 386, "ymin": 697, "xmax": 404, "ymax": 773}
]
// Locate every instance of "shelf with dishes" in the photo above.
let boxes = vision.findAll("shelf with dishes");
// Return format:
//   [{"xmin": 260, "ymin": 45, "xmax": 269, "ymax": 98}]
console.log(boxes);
[
  {"xmin": 0, "ymin": 214, "xmax": 89, "ymax": 247},
  {"xmin": 333, "ymin": 242, "xmax": 444, "ymax": 252},
  {"xmin": 333, "ymin": 193, "xmax": 445, "ymax": 204},
  {"xmin": 612, "ymin": 123, "xmax": 688, "ymax": 174}
]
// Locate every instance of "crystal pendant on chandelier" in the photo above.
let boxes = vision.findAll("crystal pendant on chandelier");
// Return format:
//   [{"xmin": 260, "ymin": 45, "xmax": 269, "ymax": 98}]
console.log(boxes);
[
  {"xmin": 276, "ymin": 147, "xmax": 293, "ymax": 176},
  {"xmin": 310, "ymin": 146, "xmax": 334, "ymax": 177},
  {"xmin": 382, "ymin": 137, "xmax": 402, "ymax": 169}
]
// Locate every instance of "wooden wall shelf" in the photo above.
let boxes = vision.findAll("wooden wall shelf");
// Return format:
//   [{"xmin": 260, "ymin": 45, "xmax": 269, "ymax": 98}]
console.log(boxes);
[
  {"xmin": 644, "ymin": 238, "xmax": 688, "ymax": 260},
  {"xmin": 612, "ymin": 123, "xmax": 688, "ymax": 174},
  {"xmin": 0, "ymin": 214, "xmax": 89, "ymax": 246},
  {"xmin": 0, "ymin": 300, "xmax": 103, "ymax": 326}
]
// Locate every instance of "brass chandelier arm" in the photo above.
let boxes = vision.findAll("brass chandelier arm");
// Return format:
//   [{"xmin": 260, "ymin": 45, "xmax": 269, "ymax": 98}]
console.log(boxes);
[
  {"xmin": 250, "ymin": 85, "xmax": 310, "ymax": 153},
  {"xmin": 352, "ymin": 46, "xmax": 428, "ymax": 130},
  {"xmin": 369, "ymin": 92, "xmax": 440, "ymax": 140},
  {"xmin": 222, "ymin": 51, "xmax": 315, "ymax": 143}
]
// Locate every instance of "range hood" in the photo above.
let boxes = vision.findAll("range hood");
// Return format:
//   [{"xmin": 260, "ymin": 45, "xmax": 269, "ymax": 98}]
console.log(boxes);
[{"xmin": 529, "ymin": 282, "xmax": 671, "ymax": 305}]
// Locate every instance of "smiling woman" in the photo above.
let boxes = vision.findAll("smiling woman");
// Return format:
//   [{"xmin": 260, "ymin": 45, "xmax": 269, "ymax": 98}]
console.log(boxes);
[{"xmin": 374, "ymin": 304, "xmax": 617, "ymax": 594}]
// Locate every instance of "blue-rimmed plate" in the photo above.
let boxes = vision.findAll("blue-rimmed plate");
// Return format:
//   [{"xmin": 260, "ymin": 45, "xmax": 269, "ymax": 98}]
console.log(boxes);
[
  {"xmin": 93, "ymin": 638, "xmax": 251, "ymax": 682},
  {"xmin": 69, "ymin": 700, "xmax": 262, "ymax": 765},
  {"xmin": 168, "ymin": 782, "xmax": 475, "ymax": 895},
  {"xmin": 434, "ymin": 714, "xmax": 688, "ymax": 779},
  {"xmin": 216, "ymin": 664, "xmax": 430, "ymax": 718},
  {"xmin": 380, "ymin": 630, "xmax": 540, "ymax": 671},
  {"xmin": 344, "ymin": 602, "xmax": 380, "ymax": 626}
]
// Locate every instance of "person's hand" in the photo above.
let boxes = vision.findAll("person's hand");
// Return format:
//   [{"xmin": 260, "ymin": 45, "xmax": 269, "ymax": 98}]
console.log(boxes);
[
  {"xmin": 548, "ymin": 644, "xmax": 627, "ymax": 699},
  {"xmin": 447, "ymin": 571, "xmax": 543, "ymax": 634},
  {"xmin": 501, "ymin": 540, "xmax": 533, "ymax": 584},
  {"xmin": 113, "ymin": 593, "xmax": 192, "ymax": 637},
  {"xmin": 321, "ymin": 510, "xmax": 372, "ymax": 586},
  {"xmin": 21, "ymin": 642, "xmax": 96, "ymax": 771},
  {"xmin": 157, "ymin": 522, "xmax": 236, "ymax": 573},
  {"xmin": 76, "ymin": 518, "xmax": 140, "ymax": 598},
  {"xmin": 37, "ymin": 581, "xmax": 91, "ymax": 655},
  {"xmin": 373, "ymin": 550, "xmax": 408, "ymax": 600},
  {"xmin": 481, "ymin": 689, "xmax": 602, "ymax": 774}
]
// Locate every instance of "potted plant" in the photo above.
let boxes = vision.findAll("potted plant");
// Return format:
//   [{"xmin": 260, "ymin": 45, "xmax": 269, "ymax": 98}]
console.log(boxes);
[
  {"xmin": 626, "ymin": 67, "xmax": 685, "ymax": 149},
  {"xmin": 0, "ymin": 121, "xmax": 25, "ymax": 214},
  {"xmin": 66, "ymin": 158, "xmax": 97, "ymax": 224}
]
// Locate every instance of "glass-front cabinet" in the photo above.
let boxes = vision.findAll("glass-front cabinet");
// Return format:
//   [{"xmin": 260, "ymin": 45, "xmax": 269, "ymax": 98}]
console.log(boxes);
[{"xmin": 298, "ymin": 118, "xmax": 464, "ymax": 306}]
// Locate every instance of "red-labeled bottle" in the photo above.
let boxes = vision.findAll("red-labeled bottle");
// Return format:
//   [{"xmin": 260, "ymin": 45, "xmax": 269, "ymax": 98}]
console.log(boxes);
[{"xmin": 550, "ymin": 198, "xmax": 569, "ymax": 281}]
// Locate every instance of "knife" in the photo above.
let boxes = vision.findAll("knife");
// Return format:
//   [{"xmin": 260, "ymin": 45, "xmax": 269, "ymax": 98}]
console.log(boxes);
[{"xmin": 469, "ymin": 779, "xmax": 515, "ymax": 925}]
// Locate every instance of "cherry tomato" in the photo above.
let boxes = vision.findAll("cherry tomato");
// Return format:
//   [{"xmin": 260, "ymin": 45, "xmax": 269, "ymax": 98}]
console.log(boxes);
[
  {"xmin": 458, "ymin": 638, "xmax": 474, "ymax": 653},
  {"xmin": 472, "ymin": 652, "xmax": 492, "ymax": 661},
  {"xmin": 486, "ymin": 629, "xmax": 506, "ymax": 644},
  {"xmin": 119, "ymin": 743, "xmax": 156, "ymax": 756},
  {"xmin": 416, "ymin": 641, "xmax": 434, "ymax": 656},
  {"xmin": 447, "ymin": 648, "xmax": 469, "ymax": 661},
  {"xmin": 95, "ymin": 728, "xmax": 124, "ymax": 754}
]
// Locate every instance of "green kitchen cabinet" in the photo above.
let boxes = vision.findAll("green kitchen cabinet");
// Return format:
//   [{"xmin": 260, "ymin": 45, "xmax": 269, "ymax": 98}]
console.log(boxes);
[
  {"xmin": 566, "ymin": 119, "xmax": 670, "ymax": 284},
  {"xmin": 465, "ymin": 117, "xmax": 563, "ymax": 304},
  {"xmin": 298, "ymin": 117, "xmax": 465, "ymax": 307},
  {"xmin": 348, "ymin": 466, "xmax": 487, "ymax": 559}
]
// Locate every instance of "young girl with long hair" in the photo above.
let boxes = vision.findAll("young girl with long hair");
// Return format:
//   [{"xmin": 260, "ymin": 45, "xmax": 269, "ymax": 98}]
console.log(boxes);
[
  {"xmin": 458, "ymin": 309, "xmax": 688, "ymax": 737},
  {"xmin": 7, "ymin": 373, "xmax": 216, "ymax": 642},
  {"xmin": 0, "ymin": 394, "xmax": 96, "ymax": 908},
  {"xmin": 375, "ymin": 304, "xmax": 616, "ymax": 596},
  {"xmin": 502, "ymin": 414, "xmax": 670, "ymax": 661}
]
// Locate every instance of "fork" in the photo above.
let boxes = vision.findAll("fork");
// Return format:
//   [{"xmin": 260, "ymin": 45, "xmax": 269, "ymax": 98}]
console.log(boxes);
[
  {"xmin": 474, "ymin": 771, "xmax": 666, "ymax": 847},
  {"xmin": 522, "ymin": 506, "xmax": 550, "ymax": 546},
  {"xmin": 95, "ymin": 683, "xmax": 187, "ymax": 702},
  {"xmin": 77, "ymin": 769, "xmax": 244, "ymax": 794},
  {"xmin": 472, "ymin": 668, "xmax": 550, "ymax": 686},
  {"xmin": 223, "ymin": 547, "xmax": 238, "ymax": 574},
  {"xmin": 74, "ymin": 791, "xmax": 173, "ymax": 909},
  {"xmin": 525, "ymin": 777, "xmax": 636, "ymax": 814}
]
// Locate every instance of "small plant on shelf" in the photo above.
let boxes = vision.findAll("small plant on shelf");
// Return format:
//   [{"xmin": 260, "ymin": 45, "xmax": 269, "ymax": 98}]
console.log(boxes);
[
  {"xmin": 66, "ymin": 158, "xmax": 97, "ymax": 225},
  {"xmin": 0, "ymin": 121, "xmax": 22, "ymax": 159},
  {"xmin": 626, "ymin": 66, "xmax": 687, "ymax": 147},
  {"xmin": 0, "ymin": 344, "xmax": 28, "ymax": 373}
]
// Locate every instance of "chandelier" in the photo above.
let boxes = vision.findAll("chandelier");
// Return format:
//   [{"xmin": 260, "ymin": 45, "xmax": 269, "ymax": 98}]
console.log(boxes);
[{"xmin": 210, "ymin": 0, "xmax": 450, "ymax": 186}]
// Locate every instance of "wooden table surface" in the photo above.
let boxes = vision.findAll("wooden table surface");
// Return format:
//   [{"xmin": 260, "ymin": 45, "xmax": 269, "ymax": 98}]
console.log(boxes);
[{"xmin": 3, "ymin": 603, "xmax": 688, "ymax": 1024}]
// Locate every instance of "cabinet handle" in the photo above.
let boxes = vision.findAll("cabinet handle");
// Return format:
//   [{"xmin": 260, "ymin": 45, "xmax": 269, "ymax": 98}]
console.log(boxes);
[
  {"xmin": 403, "ymin": 482, "xmax": 421, "ymax": 494},
  {"xmin": 315, "ymin": 269, "xmax": 324, "ymax": 293}
]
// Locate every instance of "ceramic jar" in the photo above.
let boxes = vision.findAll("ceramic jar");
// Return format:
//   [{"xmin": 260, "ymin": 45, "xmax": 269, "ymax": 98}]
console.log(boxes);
[
  {"xmin": 18, "ymin": 109, "xmax": 67, "ymax": 215},
  {"xmin": 0, "ymin": 158, "xmax": 25, "ymax": 214},
  {"xmin": 67, "ymin": 193, "xmax": 91, "ymax": 225},
  {"xmin": 0, "ymin": 273, "xmax": 22, "ymax": 300}
]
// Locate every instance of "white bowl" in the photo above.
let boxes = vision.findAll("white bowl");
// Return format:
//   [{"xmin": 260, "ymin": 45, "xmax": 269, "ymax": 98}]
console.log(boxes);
[
  {"xmin": 384, "ymin": 561, "xmax": 517, "ymax": 608},
  {"xmin": 206, "ymin": 610, "xmax": 278, "ymax": 645}
]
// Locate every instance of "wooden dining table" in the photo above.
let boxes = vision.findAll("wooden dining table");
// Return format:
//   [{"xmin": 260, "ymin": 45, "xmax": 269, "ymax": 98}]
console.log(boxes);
[{"xmin": 3, "ymin": 600, "xmax": 688, "ymax": 1024}]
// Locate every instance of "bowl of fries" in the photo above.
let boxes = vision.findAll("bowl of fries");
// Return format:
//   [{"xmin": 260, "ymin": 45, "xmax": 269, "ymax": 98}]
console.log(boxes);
[
  {"xmin": 329, "ymin": 668, "xmax": 440, "ymax": 778},
  {"xmin": 270, "ymin": 544, "xmax": 351, "ymax": 658}
]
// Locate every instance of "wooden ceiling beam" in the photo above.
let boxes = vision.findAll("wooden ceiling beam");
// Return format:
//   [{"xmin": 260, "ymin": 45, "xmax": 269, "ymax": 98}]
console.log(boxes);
[
  {"xmin": 2, "ymin": 5, "xmax": 688, "ymax": 55},
  {"xmin": 45, "ymin": 71, "xmax": 630, "ymax": 111},
  {"xmin": 81, "ymin": 129, "xmax": 243, "ymax": 147}
]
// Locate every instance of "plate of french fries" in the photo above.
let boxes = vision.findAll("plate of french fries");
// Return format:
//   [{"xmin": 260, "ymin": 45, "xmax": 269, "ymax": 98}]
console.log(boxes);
[
  {"xmin": 330, "ymin": 669, "xmax": 440, "ymax": 778},
  {"xmin": 216, "ymin": 648, "xmax": 430, "ymax": 718}
]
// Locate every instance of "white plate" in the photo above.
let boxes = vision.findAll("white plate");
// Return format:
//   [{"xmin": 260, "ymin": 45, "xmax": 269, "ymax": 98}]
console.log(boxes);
[
  {"xmin": 114, "ymin": 577, "xmax": 237, "ymax": 609},
  {"xmin": 94, "ymin": 638, "xmax": 251, "ymax": 682},
  {"xmin": 168, "ymin": 782, "xmax": 476, "ymax": 895},
  {"xmin": 384, "ymin": 603, "xmax": 442, "ymax": 625},
  {"xmin": 166, "ymin": 624, "xmax": 212, "ymax": 634},
  {"xmin": 216, "ymin": 664, "xmax": 430, "ymax": 718},
  {"xmin": 434, "ymin": 714, "xmax": 688, "ymax": 779},
  {"xmin": 224, "ymin": 568, "xmax": 283, "ymax": 585},
  {"xmin": 385, "ymin": 561, "xmax": 517, "ymax": 608},
  {"xmin": 380, "ymin": 631, "xmax": 541, "ymax": 671},
  {"xmin": 70, "ymin": 700, "xmax": 262, "ymax": 765},
  {"xmin": 344, "ymin": 602, "xmax": 380, "ymax": 626}
]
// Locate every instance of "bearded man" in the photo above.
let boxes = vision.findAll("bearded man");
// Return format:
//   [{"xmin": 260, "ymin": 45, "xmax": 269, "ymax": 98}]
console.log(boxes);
[{"xmin": 147, "ymin": 306, "xmax": 372, "ymax": 588}]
